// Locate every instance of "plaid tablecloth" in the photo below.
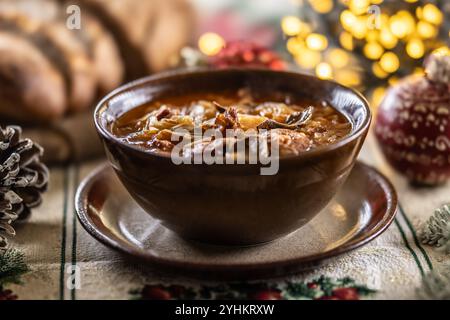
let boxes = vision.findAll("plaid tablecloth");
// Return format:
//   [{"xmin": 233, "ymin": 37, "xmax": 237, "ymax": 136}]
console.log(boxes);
[{"xmin": 5, "ymin": 133, "xmax": 449, "ymax": 300}]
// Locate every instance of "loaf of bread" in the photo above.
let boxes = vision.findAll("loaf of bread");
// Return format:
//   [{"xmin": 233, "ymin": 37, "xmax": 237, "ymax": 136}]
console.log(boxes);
[
  {"xmin": 0, "ymin": 30, "xmax": 66, "ymax": 122},
  {"xmin": 0, "ymin": 0, "xmax": 194, "ymax": 123},
  {"xmin": 76, "ymin": 0, "xmax": 195, "ymax": 78}
]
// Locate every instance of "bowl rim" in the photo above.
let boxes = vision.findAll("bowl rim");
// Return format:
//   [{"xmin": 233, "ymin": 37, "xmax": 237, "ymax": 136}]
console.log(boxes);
[{"xmin": 94, "ymin": 67, "xmax": 372, "ymax": 163}]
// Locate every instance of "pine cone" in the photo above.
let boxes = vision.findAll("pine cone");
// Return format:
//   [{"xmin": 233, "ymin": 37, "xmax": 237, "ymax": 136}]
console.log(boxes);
[
  {"xmin": 425, "ymin": 47, "xmax": 450, "ymax": 85},
  {"xmin": 420, "ymin": 204, "xmax": 450, "ymax": 250},
  {"xmin": 0, "ymin": 126, "xmax": 49, "ymax": 250}
]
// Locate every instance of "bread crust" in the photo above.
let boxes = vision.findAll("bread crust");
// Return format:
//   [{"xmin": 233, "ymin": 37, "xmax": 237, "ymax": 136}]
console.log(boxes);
[
  {"xmin": 39, "ymin": 21, "xmax": 97, "ymax": 112},
  {"xmin": 144, "ymin": 0, "xmax": 195, "ymax": 72},
  {"xmin": 75, "ymin": 0, "xmax": 152, "ymax": 79},
  {"xmin": 76, "ymin": 0, "xmax": 194, "ymax": 78},
  {"xmin": 0, "ymin": 0, "xmax": 194, "ymax": 124},
  {"xmin": 0, "ymin": 13, "xmax": 98, "ymax": 112},
  {"xmin": 0, "ymin": 31, "xmax": 66, "ymax": 122},
  {"xmin": 72, "ymin": 11, "xmax": 124, "ymax": 94}
]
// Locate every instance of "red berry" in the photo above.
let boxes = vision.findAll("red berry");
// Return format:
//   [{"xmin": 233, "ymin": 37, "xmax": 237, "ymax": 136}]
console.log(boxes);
[
  {"xmin": 307, "ymin": 283, "xmax": 318, "ymax": 289},
  {"xmin": 0, "ymin": 289, "xmax": 18, "ymax": 300},
  {"xmin": 243, "ymin": 51, "xmax": 255, "ymax": 62},
  {"xmin": 210, "ymin": 41, "xmax": 286, "ymax": 71},
  {"xmin": 251, "ymin": 290, "xmax": 283, "ymax": 300},
  {"xmin": 141, "ymin": 285, "xmax": 172, "ymax": 300},
  {"xmin": 269, "ymin": 61, "xmax": 285, "ymax": 71},
  {"xmin": 332, "ymin": 288, "xmax": 359, "ymax": 300}
]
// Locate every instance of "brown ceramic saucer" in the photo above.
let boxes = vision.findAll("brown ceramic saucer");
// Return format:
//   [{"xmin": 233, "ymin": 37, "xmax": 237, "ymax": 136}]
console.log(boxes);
[{"xmin": 76, "ymin": 161, "xmax": 397, "ymax": 280}]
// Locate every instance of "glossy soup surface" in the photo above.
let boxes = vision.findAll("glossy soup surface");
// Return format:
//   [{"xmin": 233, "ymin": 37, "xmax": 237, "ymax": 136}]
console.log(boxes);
[{"xmin": 112, "ymin": 89, "xmax": 352, "ymax": 157}]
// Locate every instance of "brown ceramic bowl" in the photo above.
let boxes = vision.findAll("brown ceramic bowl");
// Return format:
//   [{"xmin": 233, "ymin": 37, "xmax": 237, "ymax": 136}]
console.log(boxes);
[{"xmin": 94, "ymin": 68, "xmax": 371, "ymax": 246}]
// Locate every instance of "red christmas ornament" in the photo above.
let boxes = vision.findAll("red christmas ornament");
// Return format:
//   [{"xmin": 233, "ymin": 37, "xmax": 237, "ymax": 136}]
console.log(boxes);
[
  {"xmin": 250, "ymin": 289, "xmax": 283, "ymax": 300},
  {"xmin": 375, "ymin": 49, "xmax": 450, "ymax": 185},
  {"xmin": 210, "ymin": 41, "xmax": 286, "ymax": 71}
]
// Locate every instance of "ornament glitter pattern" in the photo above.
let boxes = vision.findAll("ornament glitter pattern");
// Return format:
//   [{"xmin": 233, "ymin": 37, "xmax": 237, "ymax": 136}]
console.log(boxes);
[
  {"xmin": 375, "ymin": 50, "xmax": 450, "ymax": 185},
  {"xmin": 0, "ymin": 126, "xmax": 49, "ymax": 250}
]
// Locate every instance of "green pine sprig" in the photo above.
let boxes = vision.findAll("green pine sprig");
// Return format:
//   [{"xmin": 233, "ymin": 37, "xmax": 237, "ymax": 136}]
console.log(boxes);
[
  {"xmin": 0, "ymin": 248, "xmax": 29, "ymax": 288},
  {"xmin": 418, "ymin": 264, "xmax": 450, "ymax": 300},
  {"xmin": 420, "ymin": 204, "xmax": 450, "ymax": 253}
]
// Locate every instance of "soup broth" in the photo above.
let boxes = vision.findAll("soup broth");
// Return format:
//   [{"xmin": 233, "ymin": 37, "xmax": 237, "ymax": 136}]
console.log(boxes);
[{"xmin": 112, "ymin": 89, "xmax": 352, "ymax": 157}]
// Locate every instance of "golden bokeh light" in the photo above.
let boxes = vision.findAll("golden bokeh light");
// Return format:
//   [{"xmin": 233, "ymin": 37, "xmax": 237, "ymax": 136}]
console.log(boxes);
[
  {"xmin": 294, "ymin": 49, "xmax": 322, "ymax": 69},
  {"xmin": 198, "ymin": 33, "xmax": 225, "ymax": 56},
  {"xmin": 315, "ymin": 62, "xmax": 333, "ymax": 79},
  {"xmin": 413, "ymin": 67, "xmax": 425, "ymax": 76},
  {"xmin": 379, "ymin": 14, "xmax": 390, "ymax": 28},
  {"xmin": 335, "ymin": 69, "xmax": 361, "ymax": 86},
  {"xmin": 380, "ymin": 52, "xmax": 400, "ymax": 73},
  {"xmin": 328, "ymin": 48, "xmax": 350, "ymax": 68},
  {"xmin": 309, "ymin": 0, "xmax": 333, "ymax": 14},
  {"xmin": 388, "ymin": 76, "xmax": 399, "ymax": 85},
  {"xmin": 379, "ymin": 29, "xmax": 398, "ymax": 49},
  {"xmin": 283, "ymin": 2, "xmax": 445, "ymax": 84},
  {"xmin": 339, "ymin": 32, "xmax": 354, "ymax": 50},
  {"xmin": 372, "ymin": 62, "xmax": 389, "ymax": 79},
  {"xmin": 281, "ymin": 16, "xmax": 303, "ymax": 36},
  {"xmin": 422, "ymin": 4, "xmax": 443, "ymax": 25},
  {"xmin": 398, "ymin": 10, "xmax": 416, "ymax": 22},
  {"xmin": 306, "ymin": 33, "xmax": 328, "ymax": 51},
  {"xmin": 340, "ymin": 10, "xmax": 356, "ymax": 31},
  {"xmin": 349, "ymin": 0, "xmax": 371, "ymax": 15},
  {"xmin": 286, "ymin": 37, "xmax": 304, "ymax": 55},
  {"xmin": 416, "ymin": 6, "xmax": 423, "ymax": 19},
  {"xmin": 297, "ymin": 22, "xmax": 312, "ymax": 38},
  {"xmin": 389, "ymin": 17, "xmax": 407, "ymax": 38},
  {"xmin": 365, "ymin": 30, "xmax": 379, "ymax": 42},
  {"xmin": 371, "ymin": 86, "xmax": 386, "ymax": 108},
  {"xmin": 364, "ymin": 41, "xmax": 384, "ymax": 60},
  {"xmin": 417, "ymin": 21, "xmax": 437, "ymax": 39},
  {"xmin": 352, "ymin": 16, "xmax": 368, "ymax": 39},
  {"xmin": 389, "ymin": 11, "xmax": 415, "ymax": 38},
  {"xmin": 406, "ymin": 38, "xmax": 425, "ymax": 59}
]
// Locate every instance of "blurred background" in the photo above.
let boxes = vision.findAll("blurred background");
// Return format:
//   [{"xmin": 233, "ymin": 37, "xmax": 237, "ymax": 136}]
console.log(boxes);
[
  {"xmin": 0, "ymin": 0, "xmax": 448, "ymax": 163},
  {"xmin": 192, "ymin": 0, "xmax": 449, "ymax": 106}
]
